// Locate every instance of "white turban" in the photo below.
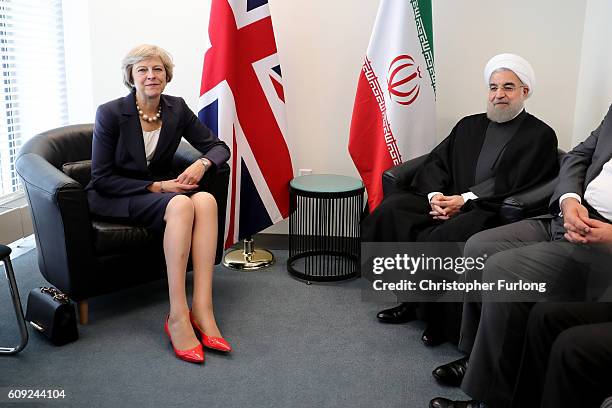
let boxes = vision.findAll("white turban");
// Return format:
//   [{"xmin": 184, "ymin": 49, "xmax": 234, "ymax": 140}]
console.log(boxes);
[{"xmin": 484, "ymin": 53, "xmax": 535, "ymax": 97}]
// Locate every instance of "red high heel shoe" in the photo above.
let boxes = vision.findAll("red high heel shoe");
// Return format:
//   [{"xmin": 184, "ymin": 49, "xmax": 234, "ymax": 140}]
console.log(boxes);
[
  {"xmin": 190, "ymin": 312, "xmax": 232, "ymax": 352},
  {"xmin": 164, "ymin": 316, "xmax": 205, "ymax": 363}
]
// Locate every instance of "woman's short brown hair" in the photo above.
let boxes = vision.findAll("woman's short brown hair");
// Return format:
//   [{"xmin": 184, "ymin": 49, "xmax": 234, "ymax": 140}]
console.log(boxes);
[{"xmin": 121, "ymin": 44, "xmax": 174, "ymax": 89}]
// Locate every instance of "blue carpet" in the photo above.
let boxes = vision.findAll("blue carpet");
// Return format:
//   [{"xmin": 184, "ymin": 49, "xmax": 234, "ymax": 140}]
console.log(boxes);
[{"xmin": 0, "ymin": 249, "xmax": 468, "ymax": 408}]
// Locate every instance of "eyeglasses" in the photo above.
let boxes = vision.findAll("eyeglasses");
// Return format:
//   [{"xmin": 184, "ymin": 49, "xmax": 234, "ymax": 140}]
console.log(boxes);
[{"xmin": 489, "ymin": 85, "xmax": 524, "ymax": 94}]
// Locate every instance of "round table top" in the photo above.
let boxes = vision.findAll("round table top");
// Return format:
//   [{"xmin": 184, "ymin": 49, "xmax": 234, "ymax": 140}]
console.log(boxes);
[{"xmin": 290, "ymin": 174, "xmax": 364, "ymax": 193}]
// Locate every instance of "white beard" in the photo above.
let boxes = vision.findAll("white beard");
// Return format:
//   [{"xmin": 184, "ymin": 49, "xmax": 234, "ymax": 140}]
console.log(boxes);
[{"xmin": 487, "ymin": 101, "xmax": 524, "ymax": 123}]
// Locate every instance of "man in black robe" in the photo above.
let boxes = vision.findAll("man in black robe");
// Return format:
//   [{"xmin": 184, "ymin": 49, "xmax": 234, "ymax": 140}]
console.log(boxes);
[
  {"xmin": 429, "ymin": 103, "xmax": 612, "ymax": 408},
  {"xmin": 362, "ymin": 54, "xmax": 559, "ymax": 344}
]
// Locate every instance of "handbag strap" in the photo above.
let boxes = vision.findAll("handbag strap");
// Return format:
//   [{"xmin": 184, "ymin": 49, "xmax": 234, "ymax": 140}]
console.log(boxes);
[{"xmin": 40, "ymin": 287, "xmax": 70, "ymax": 304}]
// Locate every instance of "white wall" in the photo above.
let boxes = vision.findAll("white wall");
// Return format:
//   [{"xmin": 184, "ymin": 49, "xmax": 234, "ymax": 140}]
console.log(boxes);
[
  {"xmin": 270, "ymin": 0, "xmax": 380, "ymax": 177},
  {"xmin": 85, "ymin": 0, "xmax": 212, "ymax": 112},
  {"xmin": 78, "ymin": 0, "xmax": 590, "ymax": 159},
  {"xmin": 66, "ymin": 0, "xmax": 608, "ymax": 235},
  {"xmin": 572, "ymin": 0, "xmax": 612, "ymax": 147},
  {"xmin": 433, "ymin": 0, "xmax": 586, "ymax": 150},
  {"xmin": 63, "ymin": 0, "xmax": 94, "ymax": 124}
]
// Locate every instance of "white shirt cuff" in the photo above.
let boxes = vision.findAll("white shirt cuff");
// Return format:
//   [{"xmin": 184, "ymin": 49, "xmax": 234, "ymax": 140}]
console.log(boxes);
[
  {"xmin": 559, "ymin": 193, "xmax": 581, "ymax": 207},
  {"xmin": 428, "ymin": 192, "xmax": 443, "ymax": 202},
  {"xmin": 461, "ymin": 192, "xmax": 478, "ymax": 202},
  {"xmin": 559, "ymin": 193, "xmax": 581, "ymax": 215}
]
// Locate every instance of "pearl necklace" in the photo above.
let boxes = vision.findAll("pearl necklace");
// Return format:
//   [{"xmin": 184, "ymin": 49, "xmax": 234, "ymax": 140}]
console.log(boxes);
[{"xmin": 136, "ymin": 102, "xmax": 161, "ymax": 122}]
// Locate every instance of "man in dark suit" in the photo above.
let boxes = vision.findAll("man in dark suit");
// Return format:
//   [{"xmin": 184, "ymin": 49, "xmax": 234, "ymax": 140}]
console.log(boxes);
[
  {"xmin": 362, "ymin": 54, "xmax": 559, "ymax": 345},
  {"xmin": 430, "ymin": 104, "xmax": 612, "ymax": 408}
]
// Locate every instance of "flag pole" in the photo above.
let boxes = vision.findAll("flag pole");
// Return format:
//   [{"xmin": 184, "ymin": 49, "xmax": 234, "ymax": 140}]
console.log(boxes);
[{"xmin": 223, "ymin": 237, "xmax": 275, "ymax": 270}]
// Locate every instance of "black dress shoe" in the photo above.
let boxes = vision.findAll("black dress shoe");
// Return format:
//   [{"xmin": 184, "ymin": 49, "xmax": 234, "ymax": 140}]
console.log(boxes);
[
  {"xmin": 432, "ymin": 356, "xmax": 469, "ymax": 387},
  {"xmin": 429, "ymin": 397, "xmax": 483, "ymax": 408},
  {"xmin": 421, "ymin": 324, "xmax": 445, "ymax": 347},
  {"xmin": 376, "ymin": 303, "xmax": 417, "ymax": 323}
]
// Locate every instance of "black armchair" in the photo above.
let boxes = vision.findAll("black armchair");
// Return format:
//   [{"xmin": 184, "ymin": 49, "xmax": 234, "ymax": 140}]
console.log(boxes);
[
  {"xmin": 382, "ymin": 149, "xmax": 565, "ymax": 223},
  {"xmin": 16, "ymin": 124, "xmax": 229, "ymax": 324}
]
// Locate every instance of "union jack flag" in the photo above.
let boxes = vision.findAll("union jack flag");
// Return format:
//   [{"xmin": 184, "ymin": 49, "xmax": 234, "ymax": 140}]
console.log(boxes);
[{"xmin": 198, "ymin": 0, "xmax": 293, "ymax": 248}]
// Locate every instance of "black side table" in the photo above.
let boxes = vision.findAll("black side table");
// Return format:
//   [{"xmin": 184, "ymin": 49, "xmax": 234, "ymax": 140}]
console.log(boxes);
[
  {"xmin": 288, "ymin": 174, "xmax": 364, "ymax": 282},
  {"xmin": 1, "ymin": 244, "xmax": 28, "ymax": 354}
]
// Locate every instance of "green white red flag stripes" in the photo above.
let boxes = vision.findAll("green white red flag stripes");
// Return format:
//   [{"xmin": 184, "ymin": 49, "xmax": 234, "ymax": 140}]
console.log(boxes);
[{"xmin": 348, "ymin": 0, "xmax": 436, "ymax": 210}]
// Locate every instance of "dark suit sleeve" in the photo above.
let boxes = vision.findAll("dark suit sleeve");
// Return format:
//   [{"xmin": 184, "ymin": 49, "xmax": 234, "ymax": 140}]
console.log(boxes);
[
  {"xmin": 548, "ymin": 106, "xmax": 610, "ymax": 213},
  {"xmin": 90, "ymin": 104, "xmax": 152, "ymax": 196},
  {"xmin": 178, "ymin": 98, "xmax": 230, "ymax": 168}
]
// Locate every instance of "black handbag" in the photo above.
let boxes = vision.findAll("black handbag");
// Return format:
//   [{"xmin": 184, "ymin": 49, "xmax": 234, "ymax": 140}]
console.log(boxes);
[{"xmin": 25, "ymin": 287, "xmax": 79, "ymax": 346}]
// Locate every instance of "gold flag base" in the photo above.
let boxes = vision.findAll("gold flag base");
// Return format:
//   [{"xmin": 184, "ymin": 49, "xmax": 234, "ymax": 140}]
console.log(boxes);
[{"xmin": 222, "ymin": 238, "xmax": 275, "ymax": 271}]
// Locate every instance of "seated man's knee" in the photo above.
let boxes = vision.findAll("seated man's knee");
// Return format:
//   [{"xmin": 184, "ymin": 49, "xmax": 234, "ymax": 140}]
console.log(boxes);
[
  {"xmin": 464, "ymin": 223, "xmax": 522, "ymax": 260},
  {"xmin": 464, "ymin": 231, "xmax": 490, "ymax": 259},
  {"xmin": 481, "ymin": 251, "xmax": 515, "ymax": 283}
]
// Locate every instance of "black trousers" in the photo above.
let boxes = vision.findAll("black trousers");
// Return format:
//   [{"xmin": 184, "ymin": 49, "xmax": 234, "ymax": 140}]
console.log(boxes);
[{"xmin": 511, "ymin": 302, "xmax": 612, "ymax": 408}]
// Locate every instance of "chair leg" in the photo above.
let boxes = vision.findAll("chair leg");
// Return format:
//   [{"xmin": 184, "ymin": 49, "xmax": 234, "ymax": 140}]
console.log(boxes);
[
  {"xmin": 0, "ymin": 251, "xmax": 29, "ymax": 355},
  {"xmin": 78, "ymin": 301, "xmax": 89, "ymax": 325}
]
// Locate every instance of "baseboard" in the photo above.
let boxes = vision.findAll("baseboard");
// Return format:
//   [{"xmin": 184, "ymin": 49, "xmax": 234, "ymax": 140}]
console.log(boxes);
[
  {"xmin": 0, "ymin": 201, "xmax": 33, "ymax": 245},
  {"xmin": 228, "ymin": 233, "xmax": 288, "ymax": 250}
]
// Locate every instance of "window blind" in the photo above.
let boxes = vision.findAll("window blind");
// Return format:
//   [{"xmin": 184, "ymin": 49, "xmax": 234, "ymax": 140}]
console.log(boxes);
[{"xmin": 0, "ymin": 0, "xmax": 67, "ymax": 198}]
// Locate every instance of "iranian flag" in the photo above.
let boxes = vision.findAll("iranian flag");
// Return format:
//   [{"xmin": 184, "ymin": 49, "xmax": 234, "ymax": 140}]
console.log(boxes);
[{"xmin": 348, "ymin": 0, "xmax": 436, "ymax": 210}]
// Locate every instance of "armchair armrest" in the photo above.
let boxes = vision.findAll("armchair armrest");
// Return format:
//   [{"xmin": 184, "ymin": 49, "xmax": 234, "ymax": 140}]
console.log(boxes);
[
  {"xmin": 172, "ymin": 140, "xmax": 226, "ymax": 180},
  {"xmin": 16, "ymin": 153, "xmax": 94, "ymax": 296},
  {"xmin": 499, "ymin": 149, "xmax": 564, "ymax": 223},
  {"xmin": 499, "ymin": 176, "xmax": 558, "ymax": 223},
  {"xmin": 382, "ymin": 154, "xmax": 428, "ymax": 197},
  {"xmin": 172, "ymin": 140, "xmax": 202, "ymax": 172}
]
